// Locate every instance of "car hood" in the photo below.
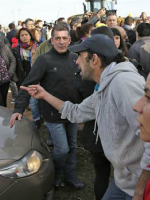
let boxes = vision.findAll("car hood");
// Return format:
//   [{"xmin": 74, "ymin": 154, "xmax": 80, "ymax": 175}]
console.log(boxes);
[{"xmin": 0, "ymin": 106, "xmax": 33, "ymax": 166}]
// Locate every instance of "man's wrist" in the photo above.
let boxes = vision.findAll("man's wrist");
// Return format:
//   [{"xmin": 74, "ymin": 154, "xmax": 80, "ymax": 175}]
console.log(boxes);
[{"xmin": 43, "ymin": 91, "xmax": 49, "ymax": 101}]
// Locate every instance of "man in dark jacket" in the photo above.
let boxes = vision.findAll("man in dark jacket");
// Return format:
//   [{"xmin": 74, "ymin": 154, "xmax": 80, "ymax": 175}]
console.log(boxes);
[
  {"xmin": 6, "ymin": 23, "xmax": 17, "ymax": 46},
  {"xmin": 123, "ymin": 16, "xmax": 136, "ymax": 45},
  {"xmin": 128, "ymin": 23, "xmax": 150, "ymax": 78},
  {"xmin": 10, "ymin": 23, "xmax": 84, "ymax": 189}
]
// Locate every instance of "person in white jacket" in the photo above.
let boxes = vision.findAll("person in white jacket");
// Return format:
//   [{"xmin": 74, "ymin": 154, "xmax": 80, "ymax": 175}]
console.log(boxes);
[{"xmin": 17, "ymin": 34, "xmax": 150, "ymax": 200}]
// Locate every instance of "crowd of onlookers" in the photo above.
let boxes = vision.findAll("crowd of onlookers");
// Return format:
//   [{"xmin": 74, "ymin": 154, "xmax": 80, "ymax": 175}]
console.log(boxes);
[
  {"xmin": 0, "ymin": 11, "xmax": 149, "ymax": 108},
  {"xmin": 0, "ymin": 9, "xmax": 150, "ymax": 200}
]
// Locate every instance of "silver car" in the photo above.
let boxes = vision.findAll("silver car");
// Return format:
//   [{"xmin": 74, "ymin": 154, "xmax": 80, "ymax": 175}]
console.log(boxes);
[{"xmin": 0, "ymin": 106, "xmax": 55, "ymax": 200}]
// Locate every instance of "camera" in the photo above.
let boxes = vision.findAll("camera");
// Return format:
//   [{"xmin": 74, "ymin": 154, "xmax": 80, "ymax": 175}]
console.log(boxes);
[{"xmin": 43, "ymin": 21, "xmax": 55, "ymax": 28}]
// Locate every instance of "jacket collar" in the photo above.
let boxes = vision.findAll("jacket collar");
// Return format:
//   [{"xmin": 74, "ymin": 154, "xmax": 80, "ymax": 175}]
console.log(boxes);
[{"xmin": 51, "ymin": 46, "xmax": 69, "ymax": 57}]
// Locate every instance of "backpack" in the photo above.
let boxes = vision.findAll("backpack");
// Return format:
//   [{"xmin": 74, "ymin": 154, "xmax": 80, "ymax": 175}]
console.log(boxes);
[{"xmin": 0, "ymin": 55, "xmax": 10, "ymax": 85}]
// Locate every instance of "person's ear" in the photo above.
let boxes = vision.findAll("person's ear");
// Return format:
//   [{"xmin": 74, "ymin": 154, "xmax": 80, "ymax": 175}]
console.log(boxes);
[
  {"xmin": 51, "ymin": 38, "xmax": 54, "ymax": 45},
  {"xmin": 68, "ymin": 36, "xmax": 71, "ymax": 45},
  {"xmin": 92, "ymin": 54, "xmax": 98, "ymax": 64},
  {"xmin": 93, "ymin": 54, "xmax": 102, "ymax": 68}
]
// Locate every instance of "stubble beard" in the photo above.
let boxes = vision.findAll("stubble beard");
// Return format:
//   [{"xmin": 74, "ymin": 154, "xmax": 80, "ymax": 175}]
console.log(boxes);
[{"xmin": 81, "ymin": 63, "xmax": 94, "ymax": 81}]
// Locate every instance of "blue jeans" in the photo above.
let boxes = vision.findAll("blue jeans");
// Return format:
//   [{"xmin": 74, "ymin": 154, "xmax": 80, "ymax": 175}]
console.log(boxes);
[
  {"xmin": 102, "ymin": 179, "xmax": 132, "ymax": 200},
  {"xmin": 46, "ymin": 122, "xmax": 77, "ymax": 181},
  {"xmin": 29, "ymin": 97, "xmax": 40, "ymax": 122}
]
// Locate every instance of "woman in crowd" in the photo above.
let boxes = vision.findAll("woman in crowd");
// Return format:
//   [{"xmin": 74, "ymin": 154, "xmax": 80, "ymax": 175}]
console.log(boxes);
[
  {"xmin": 12, "ymin": 28, "xmax": 41, "ymax": 128},
  {"xmin": 133, "ymin": 74, "xmax": 150, "ymax": 200},
  {"xmin": 12, "ymin": 27, "xmax": 37, "ymax": 88},
  {"xmin": 0, "ymin": 40, "xmax": 17, "ymax": 107},
  {"xmin": 111, "ymin": 27, "xmax": 128, "ymax": 56},
  {"xmin": 30, "ymin": 28, "xmax": 44, "ymax": 45}
]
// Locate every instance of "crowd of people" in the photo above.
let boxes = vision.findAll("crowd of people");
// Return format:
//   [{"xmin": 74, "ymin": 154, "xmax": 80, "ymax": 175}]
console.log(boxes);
[{"xmin": 0, "ymin": 8, "xmax": 150, "ymax": 200}]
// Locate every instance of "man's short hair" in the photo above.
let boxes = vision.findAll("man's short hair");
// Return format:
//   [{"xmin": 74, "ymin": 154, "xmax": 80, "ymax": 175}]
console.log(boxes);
[
  {"xmin": 21, "ymin": 21, "xmax": 26, "ymax": 26},
  {"xmin": 106, "ymin": 12, "xmax": 117, "ymax": 19},
  {"xmin": 25, "ymin": 18, "xmax": 34, "ymax": 25},
  {"xmin": 36, "ymin": 20, "xmax": 42, "ymax": 23},
  {"xmin": 137, "ymin": 23, "xmax": 150, "ymax": 37},
  {"xmin": 51, "ymin": 22, "xmax": 70, "ymax": 38},
  {"xmin": 124, "ymin": 16, "xmax": 134, "ymax": 26},
  {"xmin": 91, "ymin": 26, "xmax": 114, "ymax": 41},
  {"xmin": 57, "ymin": 17, "xmax": 65, "ymax": 23},
  {"xmin": 76, "ymin": 23, "xmax": 93, "ymax": 39},
  {"xmin": 9, "ymin": 23, "xmax": 15, "ymax": 30}
]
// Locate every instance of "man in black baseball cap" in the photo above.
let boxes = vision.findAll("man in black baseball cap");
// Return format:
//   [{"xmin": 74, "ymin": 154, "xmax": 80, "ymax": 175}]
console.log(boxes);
[
  {"xmin": 69, "ymin": 34, "xmax": 119, "ymax": 61},
  {"xmin": 68, "ymin": 34, "xmax": 120, "ymax": 81},
  {"xmin": 20, "ymin": 33, "xmax": 148, "ymax": 200}
]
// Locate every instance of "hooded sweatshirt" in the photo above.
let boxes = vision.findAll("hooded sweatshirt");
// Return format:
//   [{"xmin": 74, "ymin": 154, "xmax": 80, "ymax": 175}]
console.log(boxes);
[{"xmin": 60, "ymin": 61, "xmax": 150, "ymax": 196}]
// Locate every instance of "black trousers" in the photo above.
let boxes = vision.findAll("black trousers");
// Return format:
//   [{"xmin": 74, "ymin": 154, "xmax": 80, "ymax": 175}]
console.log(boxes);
[
  {"xmin": 90, "ymin": 151, "xmax": 111, "ymax": 200},
  {"xmin": 0, "ymin": 82, "xmax": 10, "ymax": 107}
]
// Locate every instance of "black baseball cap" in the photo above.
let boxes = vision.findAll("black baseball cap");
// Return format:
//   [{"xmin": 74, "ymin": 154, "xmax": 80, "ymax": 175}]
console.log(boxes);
[{"xmin": 69, "ymin": 34, "xmax": 119, "ymax": 61}]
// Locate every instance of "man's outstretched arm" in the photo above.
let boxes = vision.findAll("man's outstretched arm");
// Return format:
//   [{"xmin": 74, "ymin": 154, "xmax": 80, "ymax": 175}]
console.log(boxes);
[
  {"xmin": 21, "ymin": 85, "xmax": 64, "ymax": 111},
  {"xmin": 19, "ymin": 84, "xmax": 95, "ymax": 124}
]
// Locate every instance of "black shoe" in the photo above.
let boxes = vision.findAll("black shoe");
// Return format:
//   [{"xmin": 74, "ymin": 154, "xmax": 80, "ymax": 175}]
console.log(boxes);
[
  {"xmin": 65, "ymin": 179, "xmax": 85, "ymax": 189},
  {"xmin": 34, "ymin": 120, "xmax": 41, "ymax": 129}
]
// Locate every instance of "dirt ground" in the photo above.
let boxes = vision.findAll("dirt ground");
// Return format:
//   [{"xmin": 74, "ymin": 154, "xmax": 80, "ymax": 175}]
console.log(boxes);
[{"xmin": 7, "ymin": 90, "xmax": 95, "ymax": 200}]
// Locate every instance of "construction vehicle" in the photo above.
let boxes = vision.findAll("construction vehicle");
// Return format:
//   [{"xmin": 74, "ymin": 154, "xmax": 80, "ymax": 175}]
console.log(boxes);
[
  {"xmin": 84, "ymin": 0, "xmax": 117, "ymax": 13},
  {"xmin": 67, "ymin": 0, "xmax": 117, "ymax": 24}
]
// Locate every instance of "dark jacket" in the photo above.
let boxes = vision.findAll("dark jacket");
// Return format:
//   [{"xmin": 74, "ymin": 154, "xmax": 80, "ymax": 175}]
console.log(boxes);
[
  {"xmin": 128, "ymin": 36, "xmax": 150, "ymax": 77},
  {"xmin": 12, "ymin": 46, "xmax": 31, "ymax": 88},
  {"xmin": 6, "ymin": 29, "xmax": 17, "ymax": 46},
  {"xmin": 14, "ymin": 47, "xmax": 82, "ymax": 123}
]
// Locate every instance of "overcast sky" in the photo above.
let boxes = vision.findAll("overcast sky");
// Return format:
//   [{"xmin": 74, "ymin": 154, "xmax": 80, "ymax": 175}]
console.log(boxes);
[{"xmin": 0, "ymin": 0, "xmax": 149, "ymax": 26}]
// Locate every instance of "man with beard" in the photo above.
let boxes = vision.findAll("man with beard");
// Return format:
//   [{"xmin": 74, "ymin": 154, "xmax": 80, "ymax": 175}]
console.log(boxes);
[{"xmin": 20, "ymin": 34, "xmax": 150, "ymax": 200}]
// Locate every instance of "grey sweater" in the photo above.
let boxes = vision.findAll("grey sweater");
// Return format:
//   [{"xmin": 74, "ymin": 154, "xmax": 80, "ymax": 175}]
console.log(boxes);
[{"xmin": 60, "ymin": 61, "xmax": 150, "ymax": 196}]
